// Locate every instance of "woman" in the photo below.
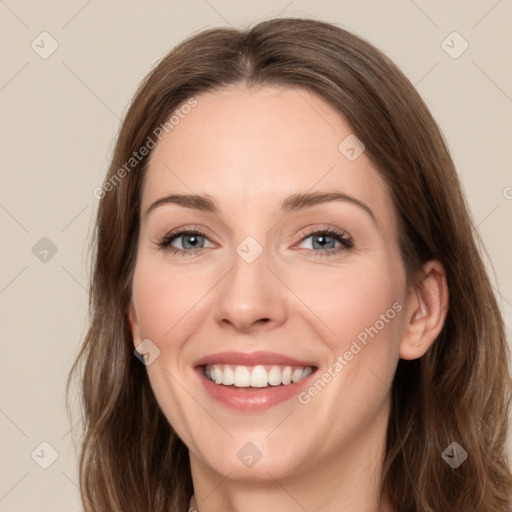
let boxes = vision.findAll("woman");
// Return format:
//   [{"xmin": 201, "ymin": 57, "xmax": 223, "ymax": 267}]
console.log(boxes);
[{"xmin": 69, "ymin": 17, "xmax": 512, "ymax": 512}]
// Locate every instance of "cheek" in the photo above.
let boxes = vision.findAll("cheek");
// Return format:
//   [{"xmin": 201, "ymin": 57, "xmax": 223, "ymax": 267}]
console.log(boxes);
[
  {"xmin": 329, "ymin": 275, "xmax": 402, "ymax": 345},
  {"xmin": 289, "ymin": 256, "xmax": 405, "ymax": 351},
  {"xmin": 131, "ymin": 260, "xmax": 214, "ymax": 345},
  {"xmin": 290, "ymin": 256, "xmax": 406, "ymax": 414},
  {"xmin": 316, "ymin": 262, "xmax": 405, "ymax": 404},
  {"xmin": 131, "ymin": 246, "xmax": 406, "ymax": 364},
  {"xmin": 130, "ymin": 261, "xmax": 213, "ymax": 443}
]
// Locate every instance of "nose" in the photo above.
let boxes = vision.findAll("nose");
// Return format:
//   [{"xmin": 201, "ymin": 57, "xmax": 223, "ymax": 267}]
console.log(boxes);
[{"xmin": 213, "ymin": 245, "xmax": 288, "ymax": 333}]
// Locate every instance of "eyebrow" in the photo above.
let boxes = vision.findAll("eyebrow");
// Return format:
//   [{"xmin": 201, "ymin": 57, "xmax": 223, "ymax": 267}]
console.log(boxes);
[
  {"xmin": 144, "ymin": 194, "xmax": 218, "ymax": 218},
  {"xmin": 281, "ymin": 192, "xmax": 376, "ymax": 223},
  {"xmin": 143, "ymin": 191, "xmax": 376, "ymax": 223}
]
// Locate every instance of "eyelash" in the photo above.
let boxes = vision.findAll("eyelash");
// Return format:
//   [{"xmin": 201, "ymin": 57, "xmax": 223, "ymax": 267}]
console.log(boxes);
[{"xmin": 157, "ymin": 226, "xmax": 354, "ymax": 258}]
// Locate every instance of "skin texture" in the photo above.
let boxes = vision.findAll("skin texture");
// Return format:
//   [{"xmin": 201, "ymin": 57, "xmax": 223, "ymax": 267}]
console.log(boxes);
[{"xmin": 128, "ymin": 85, "xmax": 448, "ymax": 512}]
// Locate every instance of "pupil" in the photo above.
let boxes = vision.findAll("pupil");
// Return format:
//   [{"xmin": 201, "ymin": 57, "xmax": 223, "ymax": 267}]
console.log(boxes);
[
  {"xmin": 184, "ymin": 234, "xmax": 202, "ymax": 249},
  {"xmin": 313, "ymin": 235, "xmax": 334, "ymax": 249}
]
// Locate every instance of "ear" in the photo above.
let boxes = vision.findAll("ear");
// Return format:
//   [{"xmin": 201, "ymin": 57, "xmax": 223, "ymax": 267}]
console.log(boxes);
[
  {"xmin": 127, "ymin": 298, "xmax": 142, "ymax": 348},
  {"xmin": 399, "ymin": 260, "xmax": 449, "ymax": 360}
]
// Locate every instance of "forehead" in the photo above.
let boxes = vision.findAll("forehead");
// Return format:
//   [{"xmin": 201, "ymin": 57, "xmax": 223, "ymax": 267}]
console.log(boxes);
[{"xmin": 142, "ymin": 85, "xmax": 394, "ymax": 225}]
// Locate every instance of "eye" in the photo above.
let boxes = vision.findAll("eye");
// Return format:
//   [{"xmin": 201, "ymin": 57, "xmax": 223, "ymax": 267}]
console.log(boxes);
[
  {"xmin": 156, "ymin": 226, "xmax": 353, "ymax": 257},
  {"xmin": 157, "ymin": 229, "xmax": 214, "ymax": 256},
  {"xmin": 296, "ymin": 228, "xmax": 353, "ymax": 256}
]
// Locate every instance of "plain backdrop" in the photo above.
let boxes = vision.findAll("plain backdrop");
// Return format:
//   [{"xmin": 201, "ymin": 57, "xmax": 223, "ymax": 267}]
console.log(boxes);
[{"xmin": 1, "ymin": 1, "xmax": 511, "ymax": 510}]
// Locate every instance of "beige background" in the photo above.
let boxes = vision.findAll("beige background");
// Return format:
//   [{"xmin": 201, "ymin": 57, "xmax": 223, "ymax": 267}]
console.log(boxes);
[{"xmin": 1, "ymin": 1, "xmax": 511, "ymax": 510}]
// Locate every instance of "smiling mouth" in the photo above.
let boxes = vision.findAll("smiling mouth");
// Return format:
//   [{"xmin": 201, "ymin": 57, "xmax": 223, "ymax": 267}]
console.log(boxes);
[{"xmin": 202, "ymin": 364, "xmax": 316, "ymax": 388}]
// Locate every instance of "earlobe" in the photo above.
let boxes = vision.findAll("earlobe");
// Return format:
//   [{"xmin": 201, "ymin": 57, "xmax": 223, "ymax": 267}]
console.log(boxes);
[{"xmin": 399, "ymin": 261, "xmax": 449, "ymax": 360}]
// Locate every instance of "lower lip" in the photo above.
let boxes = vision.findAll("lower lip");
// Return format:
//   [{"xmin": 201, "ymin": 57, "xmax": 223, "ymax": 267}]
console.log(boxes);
[{"xmin": 196, "ymin": 368, "xmax": 317, "ymax": 412}]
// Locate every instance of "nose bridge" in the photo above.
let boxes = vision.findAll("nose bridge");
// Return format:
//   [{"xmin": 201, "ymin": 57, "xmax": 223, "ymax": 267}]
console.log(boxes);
[{"xmin": 213, "ymin": 234, "xmax": 287, "ymax": 330}]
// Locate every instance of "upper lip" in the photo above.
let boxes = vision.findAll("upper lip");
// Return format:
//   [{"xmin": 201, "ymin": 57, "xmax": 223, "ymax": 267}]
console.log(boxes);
[{"xmin": 194, "ymin": 351, "xmax": 318, "ymax": 368}]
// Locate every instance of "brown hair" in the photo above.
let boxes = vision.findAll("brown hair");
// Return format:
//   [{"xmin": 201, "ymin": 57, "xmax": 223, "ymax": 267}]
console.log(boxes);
[{"xmin": 68, "ymin": 17, "xmax": 512, "ymax": 511}]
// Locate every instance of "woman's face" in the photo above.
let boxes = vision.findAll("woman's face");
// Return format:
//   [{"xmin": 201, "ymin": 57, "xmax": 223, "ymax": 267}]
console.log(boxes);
[{"xmin": 129, "ymin": 85, "xmax": 412, "ymax": 483}]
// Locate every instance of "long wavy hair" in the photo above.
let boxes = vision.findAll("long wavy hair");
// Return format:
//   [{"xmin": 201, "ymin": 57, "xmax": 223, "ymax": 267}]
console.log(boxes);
[{"xmin": 68, "ymin": 17, "xmax": 512, "ymax": 512}]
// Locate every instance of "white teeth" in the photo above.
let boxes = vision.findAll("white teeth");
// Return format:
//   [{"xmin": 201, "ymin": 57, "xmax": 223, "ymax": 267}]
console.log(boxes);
[
  {"xmin": 213, "ymin": 366, "xmax": 223, "ymax": 385},
  {"xmin": 268, "ymin": 365, "xmax": 282, "ymax": 386},
  {"xmin": 281, "ymin": 366, "xmax": 292, "ymax": 385},
  {"xmin": 301, "ymin": 366, "xmax": 313, "ymax": 379},
  {"xmin": 234, "ymin": 366, "xmax": 251, "ymax": 387},
  {"xmin": 291, "ymin": 367, "xmax": 303, "ymax": 383},
  {"xmin": 222, "ymin": 366, "xmax": 235, "ymax": 386},
  {"xmin": 250, "ymin": 365, "xmax": 268, "ymax": 388},
  {"xmin": 204, "ymin": 364, "xmax": 314, "ymax": 388}
]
